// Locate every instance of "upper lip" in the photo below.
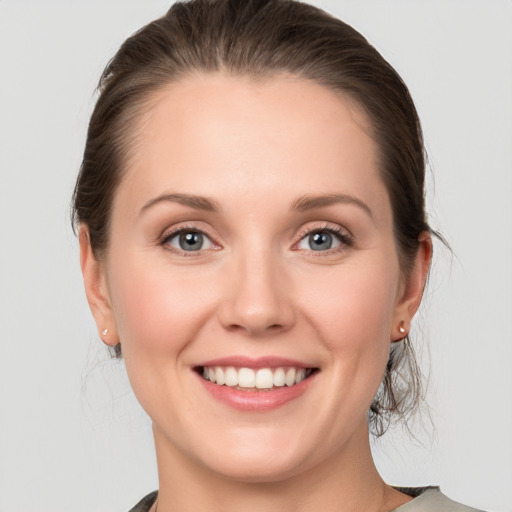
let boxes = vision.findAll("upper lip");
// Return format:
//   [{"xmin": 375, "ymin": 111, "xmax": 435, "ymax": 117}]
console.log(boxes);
[{"xmin": 196, "ymin": 356, "xmax": 317, "ymax": 369}]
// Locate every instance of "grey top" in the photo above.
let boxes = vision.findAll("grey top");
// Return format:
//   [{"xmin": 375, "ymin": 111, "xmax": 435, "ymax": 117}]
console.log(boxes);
[
  {"xmin": 392, "ymin": 487, "xmax": 484, "ymax": 511},
  {"xmin": 129, "ymin": 487, "xmax": 484, "ymax": 512}
]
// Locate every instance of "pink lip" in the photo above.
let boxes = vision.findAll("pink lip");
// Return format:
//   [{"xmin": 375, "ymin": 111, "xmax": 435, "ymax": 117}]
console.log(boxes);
[
  {"xmin": 196, "ymin": 356, "xmax": 316, "ymax": 369},
  {"xmin": 196, "ymin": 358, "xmax": 316, "ymax": 412}
]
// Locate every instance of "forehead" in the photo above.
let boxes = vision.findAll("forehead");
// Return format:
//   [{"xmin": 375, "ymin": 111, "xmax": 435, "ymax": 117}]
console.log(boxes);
[{"xmin": 116, "ymin": 73, "xmax": 389, "ymax": 220}]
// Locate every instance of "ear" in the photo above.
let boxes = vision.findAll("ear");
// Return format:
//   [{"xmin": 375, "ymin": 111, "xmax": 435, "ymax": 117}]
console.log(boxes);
[
  {"xmin": 79, "ymin": 226, "xmax": 119, "ymax": 346},
  {"xmin": 391, "ymin": 231, "xmax": 433, "ymax": 341}
]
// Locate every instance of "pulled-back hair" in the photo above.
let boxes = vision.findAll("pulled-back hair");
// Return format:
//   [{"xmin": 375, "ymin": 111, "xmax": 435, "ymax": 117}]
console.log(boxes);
[{"xmin": 73, "ymin": 0, "xmax": 431, "ymax": 436}]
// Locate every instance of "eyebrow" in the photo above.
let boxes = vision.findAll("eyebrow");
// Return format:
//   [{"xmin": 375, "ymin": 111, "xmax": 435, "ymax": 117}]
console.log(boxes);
[
  {"xmin": 140, "ymin": 193, "xmax": 221, "ymax": 214},
  {"xmin": 290, "ymin": 193, "xmax": 374, "ymax": 219},
  {"xmin": 139, "ymin": 192, "xmax": 373, "ymax": 219}
]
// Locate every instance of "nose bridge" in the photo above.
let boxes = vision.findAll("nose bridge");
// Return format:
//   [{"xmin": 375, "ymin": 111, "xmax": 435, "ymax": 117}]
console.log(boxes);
[{"xmin": 218, "ymin": 237, "xmax": 294, "ymax": 335}]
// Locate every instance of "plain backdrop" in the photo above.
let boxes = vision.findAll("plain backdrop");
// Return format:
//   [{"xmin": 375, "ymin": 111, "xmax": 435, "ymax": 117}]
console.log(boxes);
[{"xmin": 0, "ymin": 1, "xmax": 511, "ymax": 511}]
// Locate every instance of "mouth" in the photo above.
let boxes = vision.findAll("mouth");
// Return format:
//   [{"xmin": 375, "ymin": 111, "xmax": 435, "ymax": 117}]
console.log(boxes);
[{"xmin": 195, "ymin": 365, "xmax": 318, "ymax": 391}]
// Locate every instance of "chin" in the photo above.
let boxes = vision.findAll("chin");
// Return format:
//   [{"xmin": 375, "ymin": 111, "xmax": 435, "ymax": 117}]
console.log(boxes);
[
  {"xmin": 207, "ymin": 455, "xmax": 308, "ymax": 484},
  {"xmin": 194, "ymin": 432, "xmax": 318, "ymax": 484}
]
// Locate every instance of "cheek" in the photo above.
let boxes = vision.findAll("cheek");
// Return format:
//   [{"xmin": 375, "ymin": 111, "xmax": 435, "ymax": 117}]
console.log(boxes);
[
  {"xmin": 107, "ymin": 257, "xmax": 217, "ymax": 359},
  {"xmin": 296, "ymin": 259, "xmax": 399, "ymax": 391},
  {"xmin": 300, "ymin": 261, "xmax": 398, "ymax": 342},
  {"xmin": 105, "ymin": 256, "xmax": 222, "ymax": 418}
]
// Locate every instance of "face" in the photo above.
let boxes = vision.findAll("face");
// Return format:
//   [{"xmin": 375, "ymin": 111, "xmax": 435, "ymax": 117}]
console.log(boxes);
[{"xmin": 82, "ymin": 73, "xmax": 427, "ymax": 482}]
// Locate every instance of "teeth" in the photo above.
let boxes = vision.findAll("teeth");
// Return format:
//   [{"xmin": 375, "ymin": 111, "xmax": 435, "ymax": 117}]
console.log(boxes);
[
  {"xmin": 201, "ymin": 366, "xmax": 313, "ymax": 389},
  {"xmin": 273, "ymin": 368, "xmax": 285, "ymax": 387},
  {"xmin": 225, "ymin": 366, "xmax": 238, "ymax": 386},
  {"xmin": 255, "ymin": 368, "xmax": 273, "ymax": 389},
  {"xmin": 215, "ymin": 367, "xmax": 225, "ymax": 385},
  {"xmin": 238, "ymin": 368, "xmax": 256, "ymax": 387},
  {"xmin": 295, "ymin": 368, "xmax": 306, "ymax": 384},
  {"xmin": 285, "ymin": 368, "xmax": 296, "ymax": 386}
]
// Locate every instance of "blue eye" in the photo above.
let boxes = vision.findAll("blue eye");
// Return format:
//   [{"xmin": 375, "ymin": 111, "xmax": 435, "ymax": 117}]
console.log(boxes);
[
  {"xmin": 297, "ymin": 230, "xmax": 343, "ymax": 252},
  {"xmin": 164, "ymin": 230, "xmax": 214, "ymax": 252}
]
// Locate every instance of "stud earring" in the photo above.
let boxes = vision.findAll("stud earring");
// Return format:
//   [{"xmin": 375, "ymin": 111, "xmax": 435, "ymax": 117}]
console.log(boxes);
[
  {"xmin": 101, "ymin": 328, "xmax": 109, "ymax": 336},
  {"xmin": 398, "ymin": 322, "xmax": 407, "ymax": 335}
]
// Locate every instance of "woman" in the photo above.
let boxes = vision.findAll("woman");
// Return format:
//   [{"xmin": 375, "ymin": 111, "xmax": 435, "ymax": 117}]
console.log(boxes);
[{"xmin": 73, "ymin": 1, "xmax": 483, "ymax": 511}]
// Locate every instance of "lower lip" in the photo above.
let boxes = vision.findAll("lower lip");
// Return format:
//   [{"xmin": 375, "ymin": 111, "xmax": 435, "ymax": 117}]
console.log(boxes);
[{"xmin": 197, "ymin": 372, "xmax": 316, "ymax": 411}]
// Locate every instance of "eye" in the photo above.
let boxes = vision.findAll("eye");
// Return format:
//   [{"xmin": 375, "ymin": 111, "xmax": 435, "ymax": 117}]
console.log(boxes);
[
  {"xmin": 163, "ymin": 229, "xmax": 214, "ymax": 252},
  {"xmin": 296, "ymin": 228, "xmax": 350, "ymax": 252}
]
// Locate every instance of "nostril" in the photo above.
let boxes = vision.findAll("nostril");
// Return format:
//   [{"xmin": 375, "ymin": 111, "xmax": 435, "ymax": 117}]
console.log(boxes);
[
  {"xmin": 217, "ymin": 287, "xmax": 296, "ymax": 335},
  {"xmin": 225, "ymin": 322, "xmax": 287, "ymax": 335},
  {"xmin": 224, "ymin": 323, "xmax": 248, "ymax": 333}
]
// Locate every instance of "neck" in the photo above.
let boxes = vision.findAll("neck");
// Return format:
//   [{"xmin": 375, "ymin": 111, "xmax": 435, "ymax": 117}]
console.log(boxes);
[{"xmin": 152, "ymin": 422, "xmax": 411, "ymax": 512}]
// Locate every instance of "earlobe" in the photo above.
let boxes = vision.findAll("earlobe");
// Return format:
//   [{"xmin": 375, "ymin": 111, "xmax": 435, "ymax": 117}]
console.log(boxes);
[
  {"xmin": 391, "ymin": 232, "xmax": 433, "ymax": 341},
  {"xmin": 79, "ymin": 226, "xmax": 119, "ymax": 346}
]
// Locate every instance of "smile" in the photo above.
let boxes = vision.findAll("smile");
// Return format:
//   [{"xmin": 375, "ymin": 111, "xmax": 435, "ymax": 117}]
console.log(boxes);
[
  {"xmin": 195, "ymin": 358, "xmax": 319, "ymax": 410},
  {"xmin": 200, "ymin": 366, "xmax": 315, "ymax": 390}
]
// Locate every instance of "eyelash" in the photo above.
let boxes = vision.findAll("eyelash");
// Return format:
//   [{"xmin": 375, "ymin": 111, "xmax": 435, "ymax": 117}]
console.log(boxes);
[
  {"xmin": 159, "ymin": 223, "xmax": 353, "ymax": 256},
  {"xmin": 294, "ymin": 223, "xmax": 354, "ymax": 253},
  {"xmin": 159, "ymin": 224, "xmax": 218, "ymax": 257}
]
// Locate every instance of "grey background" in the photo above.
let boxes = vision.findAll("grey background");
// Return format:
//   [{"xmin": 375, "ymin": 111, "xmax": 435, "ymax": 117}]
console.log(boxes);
[{"xmin": 0, "ymin": 1, "xmax": 510, "ymax": 511}]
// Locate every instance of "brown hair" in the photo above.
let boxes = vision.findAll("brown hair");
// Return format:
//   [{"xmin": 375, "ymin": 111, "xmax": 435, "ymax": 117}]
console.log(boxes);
[{"xmin": 73, "ymin": 0, "xmax": 431, "ymax": 436}]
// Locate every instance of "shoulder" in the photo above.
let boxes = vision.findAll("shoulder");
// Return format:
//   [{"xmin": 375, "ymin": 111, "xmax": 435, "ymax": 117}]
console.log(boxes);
[
  {"xmin": 127, "ymin": 488, "xmax": 484, "ymax": 512},
  {"xmin": 393, "ymin": 487, "xmax": 485, "ymax": 512},
  {"xmin": 128, "ymin": 491, "xmax": 158, "ymax": 512}
]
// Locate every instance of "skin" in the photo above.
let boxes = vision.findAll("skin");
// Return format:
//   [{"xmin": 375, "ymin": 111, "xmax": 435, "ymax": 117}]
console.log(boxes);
[{"xmin": 80, "ymin": 73, "xmax": 432, "ymax": 512}]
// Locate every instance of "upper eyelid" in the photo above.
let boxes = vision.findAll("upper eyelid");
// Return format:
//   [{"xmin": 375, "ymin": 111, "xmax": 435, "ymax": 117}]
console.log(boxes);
[
  {"xmin": 293, "ymin": 223, "xmax": 354, "ymax": 252},
  {"xmin": 295, "ymin": 222, "xmax": 352, "ymax": 240},
  {"xmin": 160, "ymin": 222, "xmax": 216, "ymax": 240},
  {"xmin": 160, "ymin": 226, "xmax": 220, "ymax": 256},
  {"xmin": 158, "ymin": 221, "xmax": 352, "ymax": 248}
]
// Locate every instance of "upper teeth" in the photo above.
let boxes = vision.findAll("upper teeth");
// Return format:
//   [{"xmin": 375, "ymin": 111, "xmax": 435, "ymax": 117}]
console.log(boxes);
[{"xmin": 202, "ymin": 366, "xmax": 311, "ymax": 389}]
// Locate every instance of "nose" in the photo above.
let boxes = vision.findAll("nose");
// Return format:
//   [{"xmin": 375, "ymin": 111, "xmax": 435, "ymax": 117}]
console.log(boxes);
[{"xmin": 217, "ymin": 249, "xmax": 295, "ymax": 337}]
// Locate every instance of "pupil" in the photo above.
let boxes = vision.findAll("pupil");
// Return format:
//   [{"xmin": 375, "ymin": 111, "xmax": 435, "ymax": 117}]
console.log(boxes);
[
  {"xmin": 310, "ymin": 232, "xmax": 332, "ymax": 251},
  {"xmin": 179, "ymin": 232, "xmax": 203, "ymax": 251}
]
